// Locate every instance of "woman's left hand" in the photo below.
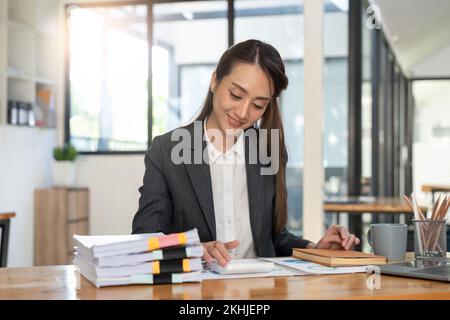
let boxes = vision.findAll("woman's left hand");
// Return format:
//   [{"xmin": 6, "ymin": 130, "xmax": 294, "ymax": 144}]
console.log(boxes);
[{"xmin": 310, "ymin": 225, "xmax": 360, "ymax": 250}]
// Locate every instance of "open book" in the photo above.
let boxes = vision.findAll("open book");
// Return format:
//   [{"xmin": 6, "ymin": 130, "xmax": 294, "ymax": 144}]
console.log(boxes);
[{"xmin": 292, "ymin": 249, "xmax": 387, "ymax": 267}]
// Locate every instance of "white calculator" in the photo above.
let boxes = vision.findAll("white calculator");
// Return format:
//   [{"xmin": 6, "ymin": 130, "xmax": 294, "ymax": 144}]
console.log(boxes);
[{"xmin": 206, "ymin": 259, "xmax": 274, "ymax": 275}]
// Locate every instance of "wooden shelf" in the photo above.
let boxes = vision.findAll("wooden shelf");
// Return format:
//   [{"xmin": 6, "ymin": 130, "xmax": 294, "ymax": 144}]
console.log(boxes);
[
  {"xmin": 35, "ymin": 76, "xmax": 53, "ymax": 86},
  {"xmin": 7, "ymin": 70, "xmax": 36, "ymax": 82}
]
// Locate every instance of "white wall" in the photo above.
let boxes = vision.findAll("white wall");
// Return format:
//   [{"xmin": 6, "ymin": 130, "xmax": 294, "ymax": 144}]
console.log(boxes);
[
  {"xmin": 0, "ymin": 125, "xmax": 55, "ymax": 267},
  {"xmin": 75, "ymin": 155, "xmax": 144, "ymax": 235},
  {"xmin": 414, "ymin": 144, "xmax": 450, "ymax": 203},
  {"xmin": 412, "ymin": 81, "xmax": 450, "ymax": 209}
]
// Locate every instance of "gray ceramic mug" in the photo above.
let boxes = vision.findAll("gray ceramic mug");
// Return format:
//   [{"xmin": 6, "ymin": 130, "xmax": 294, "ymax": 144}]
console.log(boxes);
[{"xmin": 367, "ymin": 224, "xmax": 408, "ymax": 261}]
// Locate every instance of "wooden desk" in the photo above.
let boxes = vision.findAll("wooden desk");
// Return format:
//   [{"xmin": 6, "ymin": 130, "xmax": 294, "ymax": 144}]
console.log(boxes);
[
  {"xmin": 0, "ymin": 212, "xmax": 16, "ymax": 267},
  {"xmin": 422, "ymin": 184, "xmax": 450, "ymax": 203},
  {"xmin": 324, "ymin": 196, "xmax": 427, "ymax": 214},
  {"xmin": 0, "ymin": 265, "xmax": 449, "ymax": 300}
]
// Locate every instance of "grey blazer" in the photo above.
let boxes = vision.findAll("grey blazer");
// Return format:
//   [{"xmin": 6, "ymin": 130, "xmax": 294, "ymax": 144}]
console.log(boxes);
[{"xmin": 132, "ymin": 121, "xmax": 311, "ymax": 257}]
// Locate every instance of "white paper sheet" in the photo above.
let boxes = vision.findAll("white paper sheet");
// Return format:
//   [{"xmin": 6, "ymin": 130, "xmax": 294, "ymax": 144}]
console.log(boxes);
[{"xmin": 261, "ymin": 257, "xmax": 369, "ymax": 274}]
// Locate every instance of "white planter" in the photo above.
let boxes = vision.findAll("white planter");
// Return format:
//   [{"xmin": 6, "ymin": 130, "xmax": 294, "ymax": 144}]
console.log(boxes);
[{"xmin": 53, "ymin": 161, "xmax": 77, "ymax": 187}]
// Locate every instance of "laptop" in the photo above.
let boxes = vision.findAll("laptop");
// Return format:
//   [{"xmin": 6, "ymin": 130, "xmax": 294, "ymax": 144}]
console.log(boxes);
[{"xmin": 380, "ymin": 257, "xmax": 450, "ymax": 282}]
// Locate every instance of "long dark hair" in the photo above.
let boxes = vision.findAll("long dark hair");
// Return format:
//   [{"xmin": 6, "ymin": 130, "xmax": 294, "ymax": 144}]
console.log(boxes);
[{"xmin": 196, "ymin": 39, "xmax": 289, "ymax": 233}]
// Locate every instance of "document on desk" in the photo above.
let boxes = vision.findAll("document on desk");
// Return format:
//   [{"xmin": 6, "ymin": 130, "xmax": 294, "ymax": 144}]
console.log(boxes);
[
  {"xmin": 73, "ymin": 229, "xmax": 200, "ymax": 258},
  {"xmin": 261, "ymin": 257, "xmax": 369, "ymax": 275},
  {"xmin": 201, "ymin": 259, "xmax": 308, "ymax": 280}
]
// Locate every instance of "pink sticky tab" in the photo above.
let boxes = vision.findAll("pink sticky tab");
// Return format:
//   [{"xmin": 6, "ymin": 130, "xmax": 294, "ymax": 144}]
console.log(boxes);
[{"xmin": 158, "ymin": 233, "xmax": 180, "ymax": 248}]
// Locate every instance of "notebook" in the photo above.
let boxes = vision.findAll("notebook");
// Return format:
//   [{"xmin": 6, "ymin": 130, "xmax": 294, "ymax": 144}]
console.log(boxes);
[{"xmin": 292, "ymin": 249, "xmax": 387, "ymax": 267}]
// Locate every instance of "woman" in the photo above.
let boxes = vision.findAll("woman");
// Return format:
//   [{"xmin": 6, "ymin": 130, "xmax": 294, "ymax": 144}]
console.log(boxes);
[{"xmin": 132, "ymin": 39, "xmax": 360, "ymax": 266}]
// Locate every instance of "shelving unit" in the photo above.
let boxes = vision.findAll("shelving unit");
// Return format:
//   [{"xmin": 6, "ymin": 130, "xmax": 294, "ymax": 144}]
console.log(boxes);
[{"xmin": 0, "ymin": 0, "xmax": 60, "ymax": 127}]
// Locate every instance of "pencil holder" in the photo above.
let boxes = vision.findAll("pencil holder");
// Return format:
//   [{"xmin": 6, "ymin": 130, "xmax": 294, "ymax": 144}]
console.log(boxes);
[{"xmin": 413, "ymin": 219, "xmax": 447, "ymax": 259}]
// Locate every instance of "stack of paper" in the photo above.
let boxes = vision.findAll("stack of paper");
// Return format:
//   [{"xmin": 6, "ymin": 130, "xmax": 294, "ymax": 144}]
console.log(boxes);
[{"xmin": 73, "ymin": 229, "xmax": 204, "ymax": 287}]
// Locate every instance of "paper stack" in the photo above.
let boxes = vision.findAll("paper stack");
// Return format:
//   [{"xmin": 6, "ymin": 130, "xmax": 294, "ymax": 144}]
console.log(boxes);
[{"xmin": 73, "ymin": 228, "xmax": 204, "ymax": 287}]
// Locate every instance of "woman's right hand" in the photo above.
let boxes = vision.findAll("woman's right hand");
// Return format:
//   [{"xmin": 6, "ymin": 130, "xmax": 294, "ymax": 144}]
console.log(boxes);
[{"xmin": 202, "ymin": 240, "xmax": 240, "ymax": 267}]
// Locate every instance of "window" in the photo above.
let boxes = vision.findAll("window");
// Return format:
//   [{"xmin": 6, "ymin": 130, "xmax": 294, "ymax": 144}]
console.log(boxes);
[
  {"xmin": 152, "ymin": 1, "xmax": 228, "ymax": 137},
  {"xmin": 67, "ymin": 4, "xmax": 149, "ymax": 152}
]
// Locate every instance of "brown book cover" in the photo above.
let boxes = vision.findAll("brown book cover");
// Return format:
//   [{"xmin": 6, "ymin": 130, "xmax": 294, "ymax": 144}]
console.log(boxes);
[{"xmin": 292, "ymin": 249, "xmax": 387, "ymax": 267}]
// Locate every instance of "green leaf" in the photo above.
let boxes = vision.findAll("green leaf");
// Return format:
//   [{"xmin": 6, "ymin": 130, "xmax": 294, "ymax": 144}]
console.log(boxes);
[{"xmin": 53, "ymin": 143, "xmax": 78, "ymax": 161}]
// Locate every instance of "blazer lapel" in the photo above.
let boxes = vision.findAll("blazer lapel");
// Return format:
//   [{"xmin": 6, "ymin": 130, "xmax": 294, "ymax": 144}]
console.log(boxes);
[{"xmin": 183, "ymin": 122, "xmax": 216, "ymax": 240}]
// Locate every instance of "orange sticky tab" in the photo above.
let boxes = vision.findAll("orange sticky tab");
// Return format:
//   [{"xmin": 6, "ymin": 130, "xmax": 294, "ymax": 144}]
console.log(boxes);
[
  {"xmin": 148, "ymin": 237, "xmax": 160, "ymax": 251},
  {"xmin": 182, "ymin": 259, "xmax": 190, "ymax": 272},
  {"xmin": 178, "ymin": 233, "xmax": 187, "ymax": 245},
  {"xmin": 153, "ymin": 261, "xmax": 160, "ymax": 274}
]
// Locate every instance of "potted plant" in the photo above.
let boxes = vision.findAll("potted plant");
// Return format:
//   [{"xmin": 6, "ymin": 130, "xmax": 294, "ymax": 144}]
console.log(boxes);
[{"xmin": 53, "ymin": 143, "xmax": 78, "ymax": 187}]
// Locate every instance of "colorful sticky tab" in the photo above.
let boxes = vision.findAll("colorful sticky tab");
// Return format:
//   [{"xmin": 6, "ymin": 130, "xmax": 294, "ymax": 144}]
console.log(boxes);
[
  {"xmin": 182, "ymin": 259, "xmax": 191, "ymax": 272},
  {"xmin": 152, "ymin": 261, "xmax": 160, "ymax": 274},
  {"xmin": 148, "ymin": 237, "xmax": 160, "ymax": 251}
]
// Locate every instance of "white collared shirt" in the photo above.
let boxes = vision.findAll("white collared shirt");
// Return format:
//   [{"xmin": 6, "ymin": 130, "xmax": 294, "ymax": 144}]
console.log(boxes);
[{"xmin": 204, "ymin": 121, "xmax": 257, "ymax": 259}]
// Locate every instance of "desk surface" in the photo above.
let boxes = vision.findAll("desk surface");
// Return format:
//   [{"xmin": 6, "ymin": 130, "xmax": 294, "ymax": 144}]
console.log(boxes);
[
  {"xmin": 1, "ymin": 264, "xmax": 450, "ymax": 300},
  {"xmin": 324, "ymin": 196, "xmax": 427, "ymax": 214},
  {"xmin": 422, "ymin": 184, "xmax": 450, "ymax": 193},
  {"xmin": 0, "ymin": 212, "xmax": 16, "ymax": 220}
]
